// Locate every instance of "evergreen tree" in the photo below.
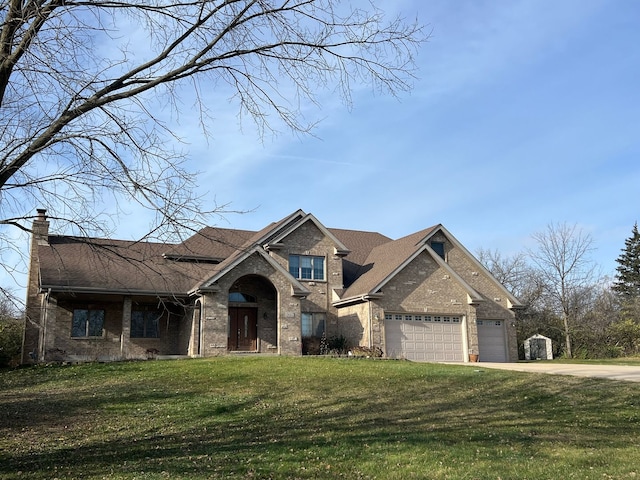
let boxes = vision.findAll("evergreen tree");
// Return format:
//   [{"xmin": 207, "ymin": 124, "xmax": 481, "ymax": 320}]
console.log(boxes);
[{"xmin": 613, "ymin": 223, "xmax": 640, "ymax": 321}]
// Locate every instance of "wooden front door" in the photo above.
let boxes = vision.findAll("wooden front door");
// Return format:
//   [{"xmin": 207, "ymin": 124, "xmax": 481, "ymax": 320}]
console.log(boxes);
[{"xmin": 228, "ymin": 307, "xmax": 258, "ymax": 351}]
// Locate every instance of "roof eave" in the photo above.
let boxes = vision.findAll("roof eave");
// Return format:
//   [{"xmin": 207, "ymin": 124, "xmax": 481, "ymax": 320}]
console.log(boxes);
[
  {"xmin": 40, "ymin": 285, "xmax": 190, "ymax": 297},
  {"xmin": 333, "ymin": 293, "xmax": 383, "ymax": 307}
]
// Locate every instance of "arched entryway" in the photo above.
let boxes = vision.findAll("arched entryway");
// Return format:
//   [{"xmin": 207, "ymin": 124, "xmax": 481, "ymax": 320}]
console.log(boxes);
[{"xmin": 228, "ymin": 275, "xmax": 278, "ymax": 352}]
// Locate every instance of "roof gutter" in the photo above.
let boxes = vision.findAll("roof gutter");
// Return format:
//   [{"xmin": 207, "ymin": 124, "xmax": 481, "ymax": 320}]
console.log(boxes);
[
  {"xmin": 333, "ymin": 293, "xmax": 383, "ymax": 308},
  {"xmin": 39, "ymin": 285, "xmax": 190, "ymax": 298}
]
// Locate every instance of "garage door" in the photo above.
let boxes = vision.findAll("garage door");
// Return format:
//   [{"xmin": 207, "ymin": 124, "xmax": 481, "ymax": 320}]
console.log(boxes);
[
  {"xmin": 476, "ymin": 320, "xmax": 507, "ymax": 362},
  {"xmin": 385, "ymin": 314, "xmax": 464, "ymax": 362}
]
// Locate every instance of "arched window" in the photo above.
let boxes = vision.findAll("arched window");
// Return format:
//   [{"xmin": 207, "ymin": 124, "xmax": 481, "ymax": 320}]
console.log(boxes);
[{"xmin": 228, "ymin": 292, "xmax": 256, "ymax": 303}]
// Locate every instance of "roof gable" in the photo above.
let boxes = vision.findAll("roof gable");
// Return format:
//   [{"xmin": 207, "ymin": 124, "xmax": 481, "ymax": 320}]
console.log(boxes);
[
  {"xmin": 426, "ymin": 225, "xmax": 524, "ymax": 308},
  {"xmin": 194, "ymin": 246, "xmax": 310, "ymax": 297},
  {"xmin": 340, "ymin": 226, "xmax": 438, "ymax": 299},
  {"xmin": 264, "ymin": 212, "xmax": 350, "ymax": 256}
]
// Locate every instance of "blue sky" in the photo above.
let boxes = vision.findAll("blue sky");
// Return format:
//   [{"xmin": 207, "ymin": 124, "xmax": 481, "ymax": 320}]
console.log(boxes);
[
  {"xmin": 159, "ymin": 0, "xmax": 638, "ymax": 277},
  {"xmin": 3, "ymin": 0, "xmax": 640, "ymax": 296}
]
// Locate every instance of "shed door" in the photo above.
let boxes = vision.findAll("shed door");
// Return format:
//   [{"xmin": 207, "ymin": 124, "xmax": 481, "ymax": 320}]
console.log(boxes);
[
  {"xmin": 476, "ymin": 320, "xmax": 507, "ymax": 362},
  {"xmin": 385, "ymin": 316, "xmax": 463, "ymax": 362}
]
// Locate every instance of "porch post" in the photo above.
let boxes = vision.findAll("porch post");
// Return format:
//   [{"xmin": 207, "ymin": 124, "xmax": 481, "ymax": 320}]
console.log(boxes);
[{"xmin": 121, "ymin": 297, "xmax": 132, "ymax": 359}]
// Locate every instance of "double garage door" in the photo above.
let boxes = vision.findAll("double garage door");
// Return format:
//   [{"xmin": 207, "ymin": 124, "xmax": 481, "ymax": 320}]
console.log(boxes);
[
  {"xmin": 385, "ymin": 315, "xmax": 508, "ymax": 362},
  {"xmin": 385, "ymin": 314, "xmax": 464, "ymax": 362}
]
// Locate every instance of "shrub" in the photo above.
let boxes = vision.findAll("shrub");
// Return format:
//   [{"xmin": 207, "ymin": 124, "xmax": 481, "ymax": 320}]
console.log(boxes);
[
  {"xmin": 607, "ymin": 319, "xmax": 640, "ymax": 356},
  {"xmin": 0, "ymin": 318, "xmax": 23, "ymax": 367},
  {"xmin": 326, "ymin": 335, "xmax": 349, "ymax": 355}
]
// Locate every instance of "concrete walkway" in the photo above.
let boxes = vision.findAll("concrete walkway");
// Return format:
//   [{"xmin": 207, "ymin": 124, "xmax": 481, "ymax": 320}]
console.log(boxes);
[{"xmin": 464, "ymin": 362, "xmax": 640, "ymax": 383}]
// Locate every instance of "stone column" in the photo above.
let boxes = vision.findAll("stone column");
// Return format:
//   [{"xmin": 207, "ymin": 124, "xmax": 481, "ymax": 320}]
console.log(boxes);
[
  {"xmin": 466, "ymin": 306, "xmax": 479, "ymax": 360},
  {"xmin": 279, "ymin": 296, "xmax": 302, "ymax": 355}
]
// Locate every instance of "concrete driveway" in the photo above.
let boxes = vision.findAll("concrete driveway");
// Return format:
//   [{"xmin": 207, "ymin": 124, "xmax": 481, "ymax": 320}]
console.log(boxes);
[{"xmin": 466, "ymin": 362, "xmax": 640, "ymax": 383}]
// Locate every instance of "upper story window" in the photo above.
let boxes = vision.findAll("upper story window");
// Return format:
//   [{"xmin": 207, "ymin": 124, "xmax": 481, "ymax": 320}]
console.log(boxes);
[
  {"xmin": 431, "ymin": 241, "xmax": 445, "ymax": 259},
  {"xmin": 131, "ymin": 309, "xmax": 161, "ymax": 338},
  {"xmin": 289, "ymin": 255, "xmax": 325, "ymax": 281},
  {"xmin": 71, "ymin": 308, "xmax": 105, "ymax": 338}
]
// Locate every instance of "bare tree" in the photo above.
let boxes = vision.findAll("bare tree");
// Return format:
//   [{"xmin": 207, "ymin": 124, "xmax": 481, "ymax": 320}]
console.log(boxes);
[
  {"xmin": 527, "ymin": 222, "xmax": 598, "ymax": 358},
  {"xmin": 476, "ymin": 248, "xmax": 531, "ymax": 299},
  {"xmin": 0, "ymin": 288, "xmax": 21, "ymax": 366},
  {"xmin": 0, "ymin": 1, "xmax": 425, "ymax": 282}
]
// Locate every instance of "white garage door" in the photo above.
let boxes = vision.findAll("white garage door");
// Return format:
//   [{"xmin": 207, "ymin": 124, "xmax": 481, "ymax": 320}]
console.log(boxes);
[
  {"xmin": 476, "ymin": 320, "xmax": 507, "ymax": 362},
  {"xmin": 385, "ymin": 314, "xmax": 464, "ymax": 362}
]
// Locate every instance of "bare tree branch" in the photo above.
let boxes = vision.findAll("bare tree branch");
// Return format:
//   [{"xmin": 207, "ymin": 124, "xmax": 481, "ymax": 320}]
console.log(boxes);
[{"xmin": 0, "ymin": 0, "xmax": 426, "ymax": 291}]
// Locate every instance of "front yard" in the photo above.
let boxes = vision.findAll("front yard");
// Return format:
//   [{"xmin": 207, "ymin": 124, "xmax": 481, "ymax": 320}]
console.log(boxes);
[{"xmin": 1, "ymin": 356, "xmax": 639, "ymax": 479}]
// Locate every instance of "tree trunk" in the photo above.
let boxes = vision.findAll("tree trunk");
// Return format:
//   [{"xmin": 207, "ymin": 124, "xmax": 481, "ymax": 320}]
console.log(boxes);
[{"xmin": 563, "ymin": 312, "xmax": 572, "ymax": 358}]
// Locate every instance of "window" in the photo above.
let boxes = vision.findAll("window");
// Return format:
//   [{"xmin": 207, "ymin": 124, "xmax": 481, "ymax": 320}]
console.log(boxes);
[
  {"xmin": 229, "ymin": 292, "xmax": 256, "ymax": 303},
  {"xmin": 289, "ymin": 255, "xmax": 325, "ymax": 280},
  {"xmin": 131, "ymin": 310, "xmax": 161, "ymax": 338},
  {"xmin": 71, "ymin": 309, "xmax": 104, "ymax": 337},
  {"xmin": 431, "ymin": 241, "xmax": 445, "ymax": 259},
  {"xmin": 385, "ymin": 313, "xmax": 461, "ymax": 324},
  {"xmin": 301, "ymin": 313, "xmax": 325, "ymax": 338}
]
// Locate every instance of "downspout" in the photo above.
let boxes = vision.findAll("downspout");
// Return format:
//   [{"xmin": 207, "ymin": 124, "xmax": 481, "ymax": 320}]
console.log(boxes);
[
  {"xmin": 367, "ymin": 296, "xmax": 373, "ymax": 349},
  {"xmin": 198, "ymin": 301, "xmax": 203, "ymax": 356}
]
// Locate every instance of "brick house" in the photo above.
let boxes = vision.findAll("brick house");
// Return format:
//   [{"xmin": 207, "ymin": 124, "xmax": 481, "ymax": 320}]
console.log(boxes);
[{"xmin": 22, "ymin": 209, "xmax": 522, "ymax": 364}]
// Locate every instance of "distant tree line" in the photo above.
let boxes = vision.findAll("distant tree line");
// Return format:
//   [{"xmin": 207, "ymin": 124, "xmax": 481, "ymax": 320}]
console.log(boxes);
[{"xmin": 479, "ymin": 222, "xmax": 640, "ymax": 359}]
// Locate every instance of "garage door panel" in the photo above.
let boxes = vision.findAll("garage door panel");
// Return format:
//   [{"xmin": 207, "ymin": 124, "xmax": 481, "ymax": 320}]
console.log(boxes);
[
  {"xmin": 477, "ymin": 320, "xmax": 507, "ymax": 362},
  {"xmin": 386, "ymin": 319, "xmax": 464, "ymax": 362}
]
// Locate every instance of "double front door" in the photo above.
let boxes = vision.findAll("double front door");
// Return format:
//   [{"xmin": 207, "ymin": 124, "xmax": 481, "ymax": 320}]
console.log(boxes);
[{"xmin": 228, "ymin": 307, "xmax": 257, "ymax": 351}]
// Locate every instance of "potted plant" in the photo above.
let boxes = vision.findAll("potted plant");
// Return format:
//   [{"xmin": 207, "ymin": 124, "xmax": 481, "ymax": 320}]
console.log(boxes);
[{"xmin": 468, "ymin": 349, "xmax": 479, "ymax": 362}]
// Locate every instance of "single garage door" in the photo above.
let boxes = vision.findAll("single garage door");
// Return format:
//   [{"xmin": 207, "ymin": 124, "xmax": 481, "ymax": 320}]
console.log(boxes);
[
  {"xmin": 476, "ymin": 319, "xmax": 507, "ymax": 362},
  {"xmin": 385, "ymin": 314, "xmax": 464, "ymax": 362}
]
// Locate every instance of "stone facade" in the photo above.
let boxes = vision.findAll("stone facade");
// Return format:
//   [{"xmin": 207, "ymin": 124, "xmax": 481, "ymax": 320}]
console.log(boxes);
[{"xmin": 22, "ymin": 209, "xmax": 522, "ymax": 364}]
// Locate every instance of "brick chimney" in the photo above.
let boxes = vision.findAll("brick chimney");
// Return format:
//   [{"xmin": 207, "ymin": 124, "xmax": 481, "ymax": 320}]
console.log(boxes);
[
  {"xmin": 22, "ymin": 208, "xmax": 50, "ymax": 363},
  {"xmin": 32, "ymin": 208, "xmax": 49, "ymax": 245}
]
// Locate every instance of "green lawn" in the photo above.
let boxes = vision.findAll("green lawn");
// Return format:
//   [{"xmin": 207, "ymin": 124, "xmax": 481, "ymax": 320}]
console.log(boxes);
[{"xmin": 1, "ymin": 357, "xmax": 639, "ymax": 479}]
